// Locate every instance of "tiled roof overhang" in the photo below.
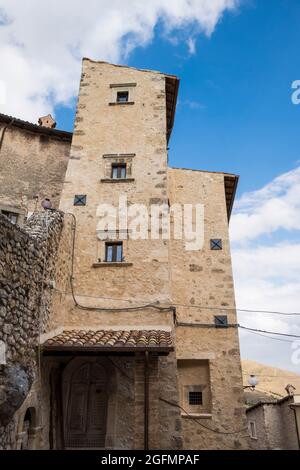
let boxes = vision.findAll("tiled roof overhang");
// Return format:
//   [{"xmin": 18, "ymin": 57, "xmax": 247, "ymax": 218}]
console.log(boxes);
[
  {"xmin": 42, "ymin": 329, "xmax": 174, "ymax": 355},
  {"xmin": 0, "ymin": 113, "xmax": 73, "ymax": 142},
  {"xmin": 166, "ymin": 76, "xmax": 179, "ymax": 143},
  {"xmin": 224, "ymin": 174, "xmax": 239, "ymax": 220}
]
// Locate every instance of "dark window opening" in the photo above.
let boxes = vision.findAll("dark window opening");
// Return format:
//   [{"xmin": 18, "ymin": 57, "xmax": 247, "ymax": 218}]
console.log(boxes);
[
  {"xmin": 111, "ymin": 163, "xmax": 126, "ymax": 179},
  {"xmin": 117, "ymin": 91, "xmax": 129, "ymax": 103},
  {"xmin": 105, "ymin": 242, "xmax": 123, "ymax": 263},
  {"xmin": 249, "ymin": 421, "xmax": 257, "ymax": 439},
  {"xmin": 1, "ymin": 210, "xmax": 18, "ymax": 224},
  {"xmin": 210, "ymin": 239, "xmax": 222, "ymax": 250},
  {"xmin": 214, "ymin": 315, "xmax": 228, "ymax": 328},
  {"xmin": 189, "ymin": 391, "xmax": 203, "ymax": 406},
  {"xmin": 74, "ymin": 195, "xmax": 87, "ymax": 206}
]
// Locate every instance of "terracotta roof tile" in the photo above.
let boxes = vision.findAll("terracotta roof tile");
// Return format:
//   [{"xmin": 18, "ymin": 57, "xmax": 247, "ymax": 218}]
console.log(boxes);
[{"xmin": 43, "ymin": 329, "xmax": 173, "ymax": 352}]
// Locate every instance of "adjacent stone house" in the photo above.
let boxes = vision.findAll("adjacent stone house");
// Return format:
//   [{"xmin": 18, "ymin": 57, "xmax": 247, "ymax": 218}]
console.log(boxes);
[
  {"xmin": 247, "ymin": 394, "xmax": 300, "ymax": 450},
  {"xmin": 0, "ymin": 59, "xmax": 249, "ymax": 450},
  {"xmin": 0, "ymin": 112, "xmax": 72, "ymax": 223}
]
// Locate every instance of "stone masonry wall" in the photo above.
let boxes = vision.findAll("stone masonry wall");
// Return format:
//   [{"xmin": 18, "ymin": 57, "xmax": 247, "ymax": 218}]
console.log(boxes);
[
  {"xmin": 247, "ymin": 399, "xmax": 299, "ymax": 450},
  {"xmin": 0, "ymin": 210, "xmax": 64, "ymax": 449},
  {"xmin": 169, "ymin": 168, "xmax": 249, "ymax": 450},
  {"xmin": 59, "ymin": 60, "xmax": 171, "ymax": 311},
  {"xmin": 0, "ymin": 122, "xmax": 71, "ymax": 215}
]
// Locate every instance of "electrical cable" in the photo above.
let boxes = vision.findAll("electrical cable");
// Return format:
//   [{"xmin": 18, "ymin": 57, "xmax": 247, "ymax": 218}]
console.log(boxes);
[
  {"xmin": 66, "ymin": 212, "xmax": 174, "ymax": 313},
  {"xmin": 159, "ymin": 397, "xmax": 249, "ymax": 436},
  {"xmin": 54, "ymin": 283, "xmax": 300, "ymax": 318},
  {"xmin": 240, "ymin": 328, "xmax": 298, "ymax": 344},
  {"xmin": 58, "ymin": 211, "xmax": 257, "ymax": 443},
  {"xmin": 239, "ymin": 325, "xmax": 300, "ymax": 339},
  {"xmin": 58, "ymin": 211, "xmax": 300, "ymax": 339},
  {"xmin": 102, "ymin": 357, "xmax": 250, "ymax": 439}
]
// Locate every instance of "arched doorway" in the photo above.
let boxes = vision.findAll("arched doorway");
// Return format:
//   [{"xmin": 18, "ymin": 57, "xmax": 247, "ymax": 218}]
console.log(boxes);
[
  {"xmin": 64, "ymin": 361, "xmax": 109, "ymax": 449},
  {"xmin": 20, "ymin": 407, "xmax": 37, "ymax": 450}
]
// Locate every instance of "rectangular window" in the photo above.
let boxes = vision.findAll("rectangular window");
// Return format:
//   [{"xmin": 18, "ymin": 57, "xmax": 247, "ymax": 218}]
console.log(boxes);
[
  {"xmin": 210, "ymin": 239, "xmax": 222, "ymax": 250},
  {"xmin": 1, "ymin": 210, "xmax": 18, "ymax": 224},
  {"xmin": 105, "ymin": 242, "xmax": 123, "ymax": 262},
  {"xmin": 178, "ymin": 360, "xmax": 212, "ymax": 414},
  {"xmin": 74, "ymin": 195, "xmax": 87, "ymax": 206},
  {"xmin": 249, "ymin": 421, "xmax": 257, "ymax": 439},
  {"xmin": 117, "ymin": 91, "xmax": 129, "ymax": 103},
  {"xmin": 111, "ymin": 163, "xmax": 126, "ymax": 179},
  {"xmin": 189, "ymin": 391, "xmax": 203, "ymax": 406},
  {"xmin": 214, "ymin": 315, "xmax": 228, "ymax": 328}
]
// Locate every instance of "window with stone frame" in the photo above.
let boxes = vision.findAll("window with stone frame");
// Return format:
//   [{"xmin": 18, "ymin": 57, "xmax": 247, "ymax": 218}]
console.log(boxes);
[
  {"xmin": 0, "ymin": 205, "xmax": 25, "ymax": 226},
  {"xmin": 248, "ymin": 421, "xmax": 257, "ymax": 439},
  {"xmin": 105, "ymin": 242, "xmax": 124, "ymax": 263},
  {"xmin": 116, "ymin": 91, "xmax": 129, "ymax": 103},
  {"xmin": 178, "ymin": 360, "xmax": 212, "ymax": 415},
  {"xmin": 109, "ymin": 83, "xmax": 136, "ymax": 105},
  {"xmin": 102, "ymin": 154, "xmax": 134, "ymax": 181},
  {"xmin": 111, "ymin": 162, "xmax": 126, "ymax": 179},
  {"xmin": 1, "ymin": 210, "xmax": 19, "ymax": 224}
]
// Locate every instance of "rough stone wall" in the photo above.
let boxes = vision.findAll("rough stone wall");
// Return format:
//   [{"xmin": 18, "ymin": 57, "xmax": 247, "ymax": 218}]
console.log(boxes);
[
  {"xmin": 0, "ymin": 122, "xmax": 71, "ymax": 215},
  {"xmin": 279, "ymin": 398, "xmax": 299, "ymax": 450},
  {"xmin": 168, "ymin": 168, "xmax": 249, "ymax": 450},
  {"xmin": 133, "ymin": 353, "xmax": 182, "ymax": 450},
  {"xmin": 246, "ymin": 405, "xmax": 268, "ymax": 450},
  {"xmin": 0, "ymin": 210, "xmax": 64, "ymax": 449},
  {"xmin": 247, "ymin": 399, "xmax": 299, "ymax": 450}
]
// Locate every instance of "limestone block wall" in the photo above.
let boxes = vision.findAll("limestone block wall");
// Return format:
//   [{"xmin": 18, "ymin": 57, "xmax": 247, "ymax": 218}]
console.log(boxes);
[
  {"xmin": 0, "ymin": 121, "xmax": 71, "ymax": 215},
  {"xmin": 0, "ymin": 211, "xmax": 64, "ymax": 449},
  {"xmin": 247, "ymin": 399, "xmax": 300, "ymax": 450},
  {"xmin": 168, "ymin": 168, "xmax": 248, "ymax": 450},
  {"xmin": 59, "ymin": 60, "xmax": 171, "ymax": 314}
]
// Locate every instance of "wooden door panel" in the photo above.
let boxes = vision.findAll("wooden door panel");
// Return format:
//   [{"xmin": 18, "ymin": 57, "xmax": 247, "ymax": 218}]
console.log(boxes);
[
  {"xmin": 67, "ymin": 384, "xmax": 88, "ymax": 433},
  {"xmin": 64, "ymin": 362, "xmax": 108, "ymax": 449}
]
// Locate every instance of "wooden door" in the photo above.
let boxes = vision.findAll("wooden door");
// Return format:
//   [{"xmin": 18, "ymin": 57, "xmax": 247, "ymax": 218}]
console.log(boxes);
[{"xmin": 65, "ymin": 362, "xmax": 108, "ymax": 449}]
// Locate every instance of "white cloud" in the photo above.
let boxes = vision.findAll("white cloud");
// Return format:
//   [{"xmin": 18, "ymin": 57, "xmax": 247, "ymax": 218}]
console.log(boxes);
[
  {"xmin": 230, "ymin": 166, "xmax": 300, "ymax": 243},
  {"xmin": 231, "ymin": 166, "xmax": 300, "ymax": 373},
  {"xmin": 187, "ymin": 37, "xmax": 197, "ymax": 55},
  {"xmin": 0, "ymin": 0, "xmax": 239, "ymax": 122}
]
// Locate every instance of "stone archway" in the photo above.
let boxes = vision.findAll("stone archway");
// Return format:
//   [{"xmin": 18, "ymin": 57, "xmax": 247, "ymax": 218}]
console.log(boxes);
[
  {"xmin": 19, "ymin": 407, "xmax": 37, "ymax": 450},
  {"xmin": 62, "ymin": 357, "xmax": 117, "ymax": 449}
]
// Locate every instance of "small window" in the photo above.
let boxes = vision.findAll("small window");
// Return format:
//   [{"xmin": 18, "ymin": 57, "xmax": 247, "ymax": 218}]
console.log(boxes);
[
  {"xmin": 210, "ymin": 239, "xmax": 222, "ymax": 250},
  {"xmin": 214, "ymin": 315, "xmax": 228, "ymax": 328},
  {"xmin": 117, "ymin": 91, "xmax": 129, "ymax": 103},
  {"xmin": 74, "ymin": 195, "xmax": 87, "ymax": 206},
  {"xmin": 112, "ymin": 163, "xmax": 126, "ymax": 179},
  {"xmin": 105, "ymin": 242, "xmax": 123, "ymax": 263},
  {"xmin": 189, "ymin": 391, "xmax": 203, "ymax": 406},
  {"xmin": 249, "ymin": 421, "xmax": 257, "ymax": 439},
  {"xmin": 1, "ymin": 210, "xmax": 18, "ymax": 224}
]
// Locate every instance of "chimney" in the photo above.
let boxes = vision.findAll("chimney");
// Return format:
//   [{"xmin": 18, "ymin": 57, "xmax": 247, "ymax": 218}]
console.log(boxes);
[
  {"xmin": 285, "ymin": 384, "xmax": 296, "ymax": 396},
  {"xmin": 38, "ymin": 114, "xmax": 56, "ymax": 129}
]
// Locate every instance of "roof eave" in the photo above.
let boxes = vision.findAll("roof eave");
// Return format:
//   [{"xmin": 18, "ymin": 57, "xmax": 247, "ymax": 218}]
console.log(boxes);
[
  {"xmin": 224, "ymin": 174, "xmax": 239, "ymax": 221},
  {"xmin": 42, "ymin": 345, "xmax": 174, "ymax": 356},
  {"xmin": 166, "ymin": 76, "xmax": 180, "ymax": 143},
  {"xmin": 0, "ymin": 113, "xmax": 73, "ymax": 142}
]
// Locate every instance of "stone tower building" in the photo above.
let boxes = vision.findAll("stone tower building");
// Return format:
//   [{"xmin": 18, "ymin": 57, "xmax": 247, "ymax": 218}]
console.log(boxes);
[{"xmin": 0, "ymin": 59, "xmax": 248, "ymax": 450}]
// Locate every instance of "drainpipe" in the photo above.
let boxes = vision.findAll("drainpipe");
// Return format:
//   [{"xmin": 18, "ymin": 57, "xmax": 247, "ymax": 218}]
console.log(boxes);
[
  {"xmin": 144, "ymin": 351, "xmax": 149, "ymax": 450},
  {"xmin": 0, "ymin": 118, "xmax": 15, "ymax": 153}
]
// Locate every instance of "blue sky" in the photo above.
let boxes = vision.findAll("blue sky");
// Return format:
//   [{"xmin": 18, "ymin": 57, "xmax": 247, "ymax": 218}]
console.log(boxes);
[
  {"xmin": 56, "ymin": 0, "xmax": 300, "ymax": 197},
  {"xmin": 1, "ymin": 0, "xmax": 300, "ymax": 376}
]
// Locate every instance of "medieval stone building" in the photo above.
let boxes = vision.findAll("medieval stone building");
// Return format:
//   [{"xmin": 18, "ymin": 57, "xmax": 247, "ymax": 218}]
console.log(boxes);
[{"xmin": 0, "ymin": 60, "xmax": 249, "ymax": 450}]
